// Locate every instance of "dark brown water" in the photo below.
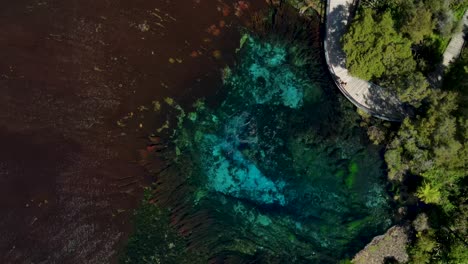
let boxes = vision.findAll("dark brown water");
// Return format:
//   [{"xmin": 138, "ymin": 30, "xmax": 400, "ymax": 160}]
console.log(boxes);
[{"xmin": 0, "ymin": 0, "xmax": 268, "ymax": 262}]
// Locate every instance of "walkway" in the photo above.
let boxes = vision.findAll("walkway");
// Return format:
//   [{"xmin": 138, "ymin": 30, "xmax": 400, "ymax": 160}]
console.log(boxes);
[
  {"xmin": 324, "ymin": 0, "xmax": 407, "ymax": 121},
  {"xmin": 443, "ymin": 10, "xmax": 468, "ymax": 66},
  {"xmin": 324, "ymin": 0, "xmax": 468, "ymax": 121},
  {"xmin": 429, "ymin": 10, "xmax": 468, "ymax": 87}
]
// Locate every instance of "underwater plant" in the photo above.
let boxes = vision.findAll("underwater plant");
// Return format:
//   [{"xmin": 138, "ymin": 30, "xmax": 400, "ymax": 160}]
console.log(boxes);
[{"xmin": 124, "ymin": 5, "xmax": 393, "ymax": 264}]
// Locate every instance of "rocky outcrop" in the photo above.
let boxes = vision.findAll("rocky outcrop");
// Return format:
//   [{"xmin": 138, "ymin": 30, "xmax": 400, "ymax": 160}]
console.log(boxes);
[{"xmin": 352, "ymin": 226, "xmax": 410, "ymax": 264}]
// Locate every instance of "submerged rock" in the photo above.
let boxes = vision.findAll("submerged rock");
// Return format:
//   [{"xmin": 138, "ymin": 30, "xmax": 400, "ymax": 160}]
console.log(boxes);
[{"xmin": 200, "ymin": 133, "xmax": 286, "ymax": 205}]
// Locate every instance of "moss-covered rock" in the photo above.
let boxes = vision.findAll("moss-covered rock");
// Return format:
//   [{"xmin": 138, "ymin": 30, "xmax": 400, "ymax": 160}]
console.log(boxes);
[{"xmin": 352, "ymin": 226, "xmax": 410, "ymax": 264}]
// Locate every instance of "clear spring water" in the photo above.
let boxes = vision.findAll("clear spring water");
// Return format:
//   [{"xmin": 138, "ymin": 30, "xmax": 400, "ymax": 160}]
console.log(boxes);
[{"xmin": 169, "ymin": 34, "xmax": 392, "ymax": 262}]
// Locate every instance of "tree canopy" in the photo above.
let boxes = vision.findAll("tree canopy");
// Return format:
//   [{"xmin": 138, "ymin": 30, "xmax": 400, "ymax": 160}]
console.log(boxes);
[
  {"xmin": 342, "ymin": 9, "xmax": 416, "ymax": 81},
  {"xmin": 342, "ymin": 8, "xmax": 432, "ymax": 106},
  {"xmin": 443, "ymin": 47, "xmax": 468, "ymax": 115},
  {"xmin": 341, "ymin": 1, "xmax": 468, "ymax": 262},
  {"xmin": 385, "ymin": 90, "xmax": 466, "ymax": 211},
  {"xmin": 400, "ymin": 5, "xmax": 434, "ymax": 43}
]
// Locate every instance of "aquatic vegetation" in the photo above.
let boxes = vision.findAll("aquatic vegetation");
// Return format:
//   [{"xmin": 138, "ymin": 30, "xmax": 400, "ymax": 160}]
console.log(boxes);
[
  {"xmin": 127, "ymin": 6, "xmax": 393, "ymax": 263},
  {"xmin": 346, "ymin": 161, "xmax": 358, "ymax": 189},
  {"xmin": 121, "ymin": 189, "xmax": 205, "ymax": 264}
]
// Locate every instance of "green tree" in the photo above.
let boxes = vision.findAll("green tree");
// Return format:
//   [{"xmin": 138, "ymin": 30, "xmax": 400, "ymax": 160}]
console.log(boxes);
[
  {"xmin": 342, "ymin": 9, "xmax": 415, "ymax": 80},
  {"xmin": 410, "ymin": 230, "xmax": 438, "ymax": 264},
  {"xmin": 401, "ymin": 6, "xmax": 434, "ymax": 43},
  {"xmin": 443, "ymin": 47, "xmax": 468, "ymax": 115},
  {"xmin": 382, "ymin": 72, "xmax": 431, "ymax": 107},
  {"xmin": 342, "ymin": 8, "xmax": 432, "ymax": 107},
  {"xmin": 385, "ymin": 90, "xmax": 467, "ymax": 212}
]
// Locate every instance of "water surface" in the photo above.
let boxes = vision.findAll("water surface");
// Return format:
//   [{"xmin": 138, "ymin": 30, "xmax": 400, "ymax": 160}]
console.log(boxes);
[
  {"xmin": 0, "ymin": 0, "xmax": 266, "ymax": 262},
  {"xmin": 141, "ymin": 8, "xmax": 392, "ymax": 263}
]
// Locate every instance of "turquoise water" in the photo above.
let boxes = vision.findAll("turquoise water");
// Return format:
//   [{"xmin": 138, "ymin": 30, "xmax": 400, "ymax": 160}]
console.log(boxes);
[{"xmin": 160, "ymin": 33, "xmax": 392, "ymax": 262}]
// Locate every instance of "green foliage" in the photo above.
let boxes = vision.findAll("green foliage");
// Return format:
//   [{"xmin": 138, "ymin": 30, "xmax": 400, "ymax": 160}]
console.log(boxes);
[
  {"xmin": 384, "ymin": 147, "xmax": 406, "ymax": 181},
  {"xmin": 416, "ymin": 34, "xmax": 450, "ymax": 73},
  {"xmin": 447, "ymin": 242, "xmax": 468, "ymax": 263},
  {"xmin": 367, "ymin": 126, "xmax": 387, "ymax": 145},
  {"xmin": 392, "ymin": 0, "xmax": 465, "ymax": 38},
  {"xmin": 385, "ymin": 67, "xmax": 467, "ymax": 263},
  {"xmin": 400, "ymin": 5, "xmax": 434, "ymax": 43},
  {"xmin": 443, "ymin": 47, "xmax": 468, "ymax": 116},
  {"xmin": 349, "ymin": 2, "xmax": 468, "ymax": 264},
  {"xmin": 343, "ymin": 9, "xmax": 416, "ymax": 81},
  {"xmin": 416, "ymin": 182, "xmax": 442, "ymax": 204},
  {"xmin": 450, "ymin": 0, "xmax": 468, "ymax": 20},
  {"xmin": 343, "ymin": 0, "xmax": 466, "ymax": 107},
  {"xmin": 444, "ymin": 47, "xmax": 468, "ymax": 90},
  {"xmin": 382, "ymin": 71, "xmax": 431, "ymax": 107},
  {"xmin": 342, "ymin": 7, "xmax": 432, "ymax": 107},
  {"xmin": 385, "ymin": 90, "xmax": 466, "ymax": 212},
  {"xmin": 410, "ymin": 208, "xmax": 468, "ymax": 264},
  {"xmin": 410, "ymin": 230, "xmax": 438, "ymax": 264}
]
